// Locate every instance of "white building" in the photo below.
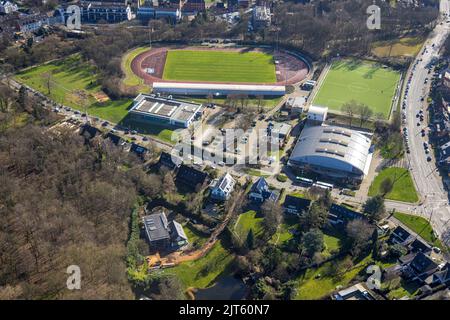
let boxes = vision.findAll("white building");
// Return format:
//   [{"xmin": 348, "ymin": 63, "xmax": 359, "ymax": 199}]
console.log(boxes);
[
  {"xmin": 285, "ymin": 96, "xmax": 306, "ymax": 116},
  {"xmin": 152, "ymin": 82, "xmax": 286, "ymax": 97},
  {"xmin": 129, "ymin": 93, "xmax": 202, "ymax": 128},
  {"xmin": 252, "ymin": 6, "xmax": 271, "ymax": 30},
  {"xmin": 210, "ymin": 173, "xmax": 236, "ymax": 201},
  {"xmin": 288, "ymin": 125, "xmax": 373, "ymax": 184},
  {"xmin": 0, "ymin": 1, "xmax": 18, "ymax": 14},
  {"xmin": 307, "ymin": 105, "xmax": 328, "ymax": 124}
]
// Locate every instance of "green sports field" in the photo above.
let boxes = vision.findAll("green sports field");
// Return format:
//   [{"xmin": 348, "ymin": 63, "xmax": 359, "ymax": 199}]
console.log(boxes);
[
  {"xmin": 162, "ymin": 50, "xmax": 277, "ymax": 83},
  {"xmin": 313, "ymin": 59, "xmax": 401, "ymax": 119}
]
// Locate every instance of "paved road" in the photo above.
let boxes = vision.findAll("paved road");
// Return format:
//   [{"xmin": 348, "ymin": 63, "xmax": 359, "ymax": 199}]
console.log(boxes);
[{"xmin": 391, "ymin": 0, "xmax": 450, "ymax": 238}]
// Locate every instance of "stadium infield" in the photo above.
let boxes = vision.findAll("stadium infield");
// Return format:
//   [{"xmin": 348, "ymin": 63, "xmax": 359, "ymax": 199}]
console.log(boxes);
[
  {"xmin": 129, "ymin": 46, "xmax": 309, "ymax": 85},
  {"xmin": 312, "ymin": 59, "xmax": 401, "ymax": 119},
  {"xmin": 163, "ymin": 50, "xmax": 276, "ymax": 83}
]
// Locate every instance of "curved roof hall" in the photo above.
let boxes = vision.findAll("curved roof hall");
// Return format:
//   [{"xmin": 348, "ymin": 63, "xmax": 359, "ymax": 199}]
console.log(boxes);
[{"xmin": 289, "ymin": 125, "xmax": 372, "ymax": 175}]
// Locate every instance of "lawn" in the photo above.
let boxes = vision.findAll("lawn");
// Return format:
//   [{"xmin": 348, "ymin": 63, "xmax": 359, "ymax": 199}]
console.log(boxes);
[
  {"xmin": 184, "ymin": 224, "xmax": 209, "ymax": 248},
  {"xmin": 294, "ymin": 254, "xmax": 373, "ymax": 300},
  {"xmin": 393, "ymin": 212, "xmax": 442, "ymax": 248},
  {"xmin": 270, "ymin": 216, "xmax": 299, "ymax": 246},
  {"xmin": 14, "ymin": 54, "xmax": 176, "ymax": 144},
  {"xmin": 121, "ymin": 46, "xmax": 150, "ymax": 89},
  {"xmin": 162, "ymin": 240, "xmax": 234, "ymax": 289},
  {"xmin": 14, "ymin": 54, "xmax": 133, "ymax": 121},
  {"xmin": 162, "ymin": 50, "xmax": 277, "ymax": 83},
  {"xmin": 368, "ymin": 167, "xmax": 418, "ymax": 203},
  {"xmin": 313, "ymin": 59, "xmax": 401, "ymax": 119},
  {"xmin": 372, "ymin": 37, "xmax": 424, "ymax": 58},
  {"xmin": 234, "ymin": 210, "xmax": 264, "ymax": 240}
]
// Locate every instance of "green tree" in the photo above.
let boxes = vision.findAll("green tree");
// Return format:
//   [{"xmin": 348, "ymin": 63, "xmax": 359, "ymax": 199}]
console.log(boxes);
[
  {"xmin": 302, "ymin": 228, "xmax": 324, "ymax": 257},
  {"xmin": 379, "ymin": 177, "xmax": 394, "ymax": 196},
  {"xmin": 246, "ymin": 228, "xmax": 255, "ymax": 250},
  {"xmin": 300, "ymin": 202, "xmax": 328, "ymax": 230},
  {"xmin": 363, "ymin": 195, "xmax": 386, "ymax": 222}
]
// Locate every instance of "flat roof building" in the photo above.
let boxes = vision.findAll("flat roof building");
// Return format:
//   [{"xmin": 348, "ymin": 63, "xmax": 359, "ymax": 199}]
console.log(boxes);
[
  {"xmin": 307, "ymin": 105, "xmax": 328, "ymax": 124},
  {"xmin": 129, "ymin": 93, "xmax": 202, "ymax": 128},
  {"xmin": 288, "ymin": 125, "xmax": 373, "ymax": 184},
  {"xmin": 152, "ymin": 82, "xmax": 286, "ymax": 97}
]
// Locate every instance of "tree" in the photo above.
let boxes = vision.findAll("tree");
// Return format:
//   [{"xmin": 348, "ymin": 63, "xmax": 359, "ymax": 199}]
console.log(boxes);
[
  {"xmin": 363, "ymin": 195, "xmax": 386, "ymax": 222},
  {"xmin": 246, "ymin": 229, "xmax": 255, "ymax": 250},
  {"xmin": 356, "ymin": 104, "xmax": 373, "ymax": 127},
  {"xmin": 261, "ymin": 201, "xmax": 283, "ymax": 236},
  {"xmin": 346, "ymin": 219, "xmax": 375, "ymax": 256},
  {"xmin": 388, "ymin": 243, "xmax": 408, "ymax": 259},
  {"xmin": 42, "ymin": 72, "xmax": 53, "ymax": 95},
  {"xmin": 153, "ymin": 275, "xmax": 185, "ymax": 300},
  {"xmin": 302, "ymin": 229, "xmax": 324, "ymax": 257},
  {"xmin": 299, "ymin": 201, "xmax": 328, "ymax": 230},
  {"xmin": 341, "ymin": 100, "xmax": 358, "ymax": 127},
  {"xmin": 379, "ymin": 177, "xmax": 394, "ymax": 196}
]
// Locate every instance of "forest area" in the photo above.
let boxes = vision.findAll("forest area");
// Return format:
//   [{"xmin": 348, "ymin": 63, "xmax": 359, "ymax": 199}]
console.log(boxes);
[{"xmin": 0, "ymin": 84, "xmax": 165, "ymax": 299}]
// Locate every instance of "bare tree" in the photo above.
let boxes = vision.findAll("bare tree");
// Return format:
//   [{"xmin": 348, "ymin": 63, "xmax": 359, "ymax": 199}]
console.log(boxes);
[
  {"xmin": 356, "ymin": 104, "xmax": 373, "ymax": 127},
  {"xmin": 341, "ymin": 100, "xmax": 358, "ymax": 127}
]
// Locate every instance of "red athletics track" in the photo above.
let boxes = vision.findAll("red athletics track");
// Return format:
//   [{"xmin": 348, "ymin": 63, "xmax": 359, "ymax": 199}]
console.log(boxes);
[{"xmin": 130, "ymin": 46, "xmax": 310, "ymax": 86}]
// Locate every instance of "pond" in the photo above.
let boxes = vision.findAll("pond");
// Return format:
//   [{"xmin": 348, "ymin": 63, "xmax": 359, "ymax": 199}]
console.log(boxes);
[{"xmin": 195, "ymin": 275, "xmax": 247, "ymax": 300}]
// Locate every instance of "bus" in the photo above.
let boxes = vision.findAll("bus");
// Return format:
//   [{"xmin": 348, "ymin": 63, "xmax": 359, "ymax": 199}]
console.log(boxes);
[
  {"xmin": 315, "ymin": 181, "xmax": 334, "ymax": 190},
  {"xmin": 295, "ymin": 176, "xmax": 314, "ymax": 186}
]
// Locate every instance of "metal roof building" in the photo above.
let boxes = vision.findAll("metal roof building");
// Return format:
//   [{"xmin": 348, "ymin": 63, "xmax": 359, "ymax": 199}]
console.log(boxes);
[
  {"xmin": 152, "ymin": 82, "xmax": 286, "ymax": 97},
  {"xmin": 288, "ymin": 125, "xmax": 373, "ymax": 183},
  {"xmin": 129, "ymin": 93, "xmax": 202, "ymax": 128}
]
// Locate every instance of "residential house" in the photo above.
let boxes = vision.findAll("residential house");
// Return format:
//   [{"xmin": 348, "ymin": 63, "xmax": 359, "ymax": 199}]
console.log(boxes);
[
  {"xmin": 425, "ymin": 263, "xmax": 450, "ymax": 287},
  {"xmin": 328, "ymin": 203, "xmax": 365, "ymax": 225},
  {"xmin": 389, "ymin": 226, "xmax": 413, "ymax": 245},
  {"xmin": 176, "ymin": 164, "xmax": 208, "ymax": 189},
  {"xmin": 182, "ymin": 0, "xmax": 206, "ymax": 13},
  {"xmin": 282, "ymin": 195, "xmax": 311, "ymax": 215},
  {"xmin": 210, "ymin": 173, "xmax": 236, "ymax": 201},
  {"xmin": 248, "ymin": 177, "xmax": 277, "ymax": 203},
  {"xmin": 130, "ymin": 142, "xmax": 149, "ymax": 160},
  {"xmin": 158, "ymin": 151, "xmax": 181, "ymax": 170},
  {"xmin": 332, "ymin": 283, "xmax": 377, "ymax": 300},
  {"xmin": 401, "ymin": 252, "xmax": 439, "ymax": 283},
  {"xmin": 252, "ymin": 5, "xmax": 271, "ymax": 30},
  {"xmin": 79, "ymin": 123, "xmax": 101, "ymax": 140},
  {"xmin": 0, "ymin": 1, "xmax": 18, "ymax": 14},
  {"xmin": 143, "ymin": 211, "xmax": 188, "ymax": 249},
  {"xmin": 409, "ymin": 238, "xmax": 432, "ymax": 254},
  {"xmin": 105, "ymin": 132, "xmax": 127, "ymax": 148}
]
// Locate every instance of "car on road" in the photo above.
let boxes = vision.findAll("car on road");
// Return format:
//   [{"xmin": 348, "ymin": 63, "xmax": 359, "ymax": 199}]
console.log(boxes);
[
  {"xmin": 131, "ymin": 130, "xmax": 137, "ymax": 135},
  {"xmin": 101, "ymin": 121, "xmax": 109, "ymax": 127},
  {"xmin": 427, "ymin": 156, "xmax": 432, "ymax": 162},
  {"xmin": 417, "ymin": 122, "xmax": 421, "ymax": 126},
  {"xmin": 142, "ymin": 137, "xmax": 148, "ymax": 141}
]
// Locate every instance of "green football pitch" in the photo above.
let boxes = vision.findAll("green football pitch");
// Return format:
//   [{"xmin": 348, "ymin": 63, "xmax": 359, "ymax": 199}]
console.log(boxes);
[
  {"xmin": 162, "ymin": 50, "xmax": 277, "ymax": 83},
  {"xmin": 312, "ymin": 59, "xmax": 401, "ymax": 119}
]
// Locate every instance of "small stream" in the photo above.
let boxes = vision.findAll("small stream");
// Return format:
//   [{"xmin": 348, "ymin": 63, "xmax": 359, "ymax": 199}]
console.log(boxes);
[{"xmin": 195, "ymin": 275, "xmax": 247, "ymax": 300}]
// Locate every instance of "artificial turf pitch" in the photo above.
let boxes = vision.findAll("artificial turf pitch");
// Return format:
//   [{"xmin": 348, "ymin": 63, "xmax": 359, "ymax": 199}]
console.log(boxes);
[
  {"xmin": 162, "ymin": 50, "xmax": 277, "ymax": 83},
  {"xmin": 312, "ymin": 59, "xmax": 401, "ymax": 119}
]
